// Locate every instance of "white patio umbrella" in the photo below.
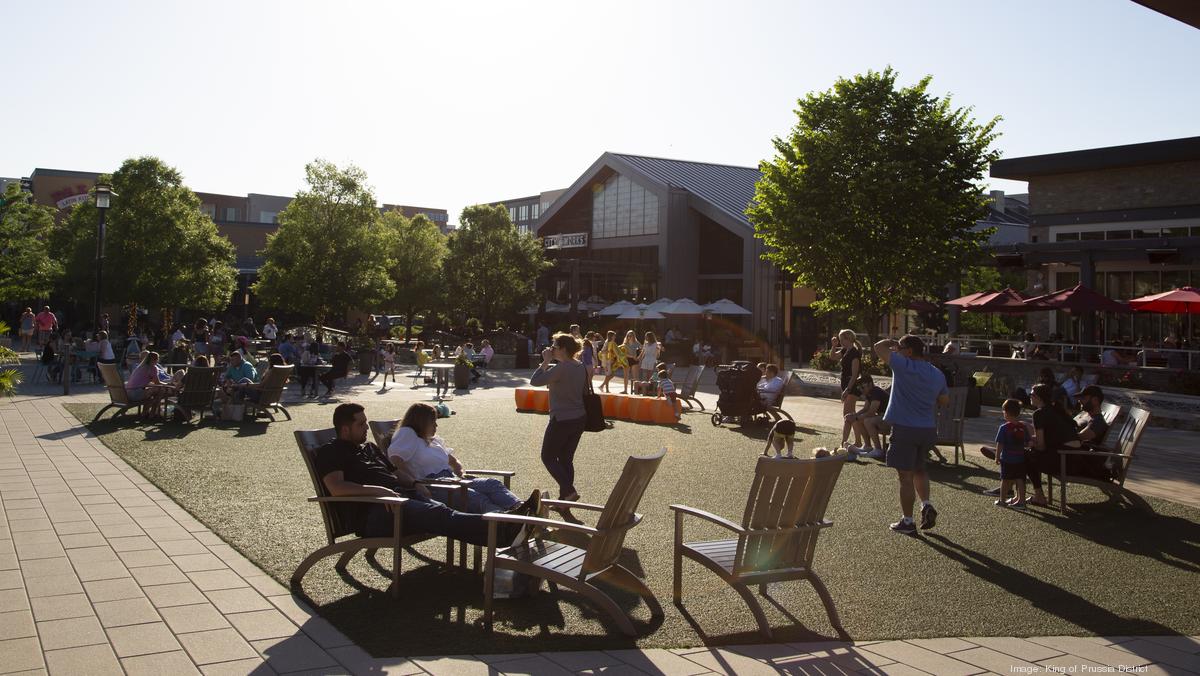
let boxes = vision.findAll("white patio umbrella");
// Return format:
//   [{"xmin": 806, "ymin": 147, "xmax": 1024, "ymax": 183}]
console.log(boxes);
[
  {"xmin": 663, "ymin": 298, "xmax": 705, "ymax": 315},
  {"xmin": 616, "ymin": 304, "xmax": 666, "ymax": 321},
  {"xmin": 646, "ymin": 297, "xmax": 675, "ymax": 312},
  {"xmin": 703, "ymin": 298, "xmax": 752, "ymax": 315},
  {"xmin": 598, "ymin": 300, "xmax": 635, "ymax": 316}
]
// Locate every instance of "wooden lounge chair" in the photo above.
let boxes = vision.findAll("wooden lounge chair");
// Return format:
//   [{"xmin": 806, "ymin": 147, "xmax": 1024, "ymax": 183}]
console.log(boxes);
[
  {"xmin": 245, "ymin": 365, "xmax": 293, "ymax": 421},
  {"xmin": 934, "ymin": 386, "xmax": 968, "ymax": 464},
  {"xmin": 677, "ymin": 365, "xmax": 705, "ymax": 410},
  {"xmin": 480, "ymin": 448, "xmax": 666, "ymax": 637},
  {"xmin": 1050, "ymin": 406, "xmax": 1152, "ymax": 514},
  {"xmin": 93, "ymin": 362, "xmax": 141, "ymax": 422},
  {"xmin": 166, "ymin": 367, "xmax": 219, "ymax": 423},
  {"xmin": 291, "ymin": 428, "xmax": 448, "ymax": 598},
  {"xmin": 671, "ymin": 454, "xmax": 848, "ymax": 639},
  {"xmin": 763, "ymin": 371, "xmax": 795, "ymax": 422}
]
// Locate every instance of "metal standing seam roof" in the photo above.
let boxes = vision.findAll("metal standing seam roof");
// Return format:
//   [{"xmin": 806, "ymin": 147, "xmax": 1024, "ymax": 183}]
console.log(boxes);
[{"xmin": 611, "ymin": 154, "xmax": 762, "ymax": 229}]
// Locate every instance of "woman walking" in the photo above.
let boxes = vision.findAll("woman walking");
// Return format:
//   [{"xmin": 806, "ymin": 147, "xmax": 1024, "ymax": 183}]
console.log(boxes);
[
  {"xmin": 19, "ymin": 308, "xmax": 35, "ymax": 352},
  {"xmin": 600, "ymin": 330, "xmax": 621, "ymax": 392},
  {"xmin": 530, "ymin": 333, "xmax": 589, "ymax": 505},
  {"xmin": 834, "ymin": 329, "xmax": 863, "ymax": 448}
]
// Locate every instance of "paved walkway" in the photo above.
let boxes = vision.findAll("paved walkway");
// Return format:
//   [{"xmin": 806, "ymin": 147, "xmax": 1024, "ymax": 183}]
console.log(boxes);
[{"xmin": 1, "ymin": 372, "xmax": 1198, "ymax": 674}]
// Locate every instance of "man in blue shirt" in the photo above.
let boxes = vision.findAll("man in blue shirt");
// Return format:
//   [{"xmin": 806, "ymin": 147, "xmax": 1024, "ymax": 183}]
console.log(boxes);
[
  {"xmin": 874, "ymin": 335, "xmax": 949, "ymax": 535},
  {"xmin": 277, "ymin": 333, "xmax": 300, "ymax": 365}
]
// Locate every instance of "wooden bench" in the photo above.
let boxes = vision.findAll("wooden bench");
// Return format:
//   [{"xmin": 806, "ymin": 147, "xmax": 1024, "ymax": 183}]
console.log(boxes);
[
  {"xmin": 1050, "ymin": 406, "xmax": 1152, "ymax": 514},
  {"xmin": 515, "ymin": 387, "xmax": 680, "ymax": 424}
]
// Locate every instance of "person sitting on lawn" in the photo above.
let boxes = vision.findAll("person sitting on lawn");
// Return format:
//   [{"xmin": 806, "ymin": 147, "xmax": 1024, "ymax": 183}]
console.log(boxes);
[
  {"xmin": 319, "ymin": 341, "xmax": 353, "ymax": 398},
  {"xmin": 756, "ymin": 364, "xmax": 785, "ymax": 406},
  {"xmin": 317, "ymin": 403, "xmax": 538, "ymax": 545},
  {"xmin": 847, "ymin": 374, "xmax": 890, "ymax": 460},
  {"xmin": 219, "ymin": 350, "xmax": 259, "ymax": 404},
  {"xmin": 386, "ymin": 403, "xmax": 523, "ymax": 513}
]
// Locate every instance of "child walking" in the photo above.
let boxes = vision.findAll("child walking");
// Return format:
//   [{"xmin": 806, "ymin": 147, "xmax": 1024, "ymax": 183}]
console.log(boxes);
[{"xmin": 993, "ymin": 398, "xmax": 1030, "ymax": 509}]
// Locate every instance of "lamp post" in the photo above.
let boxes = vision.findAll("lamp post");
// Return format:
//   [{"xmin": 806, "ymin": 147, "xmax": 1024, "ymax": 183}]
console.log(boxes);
[{"xmin": 93, "ymin": 184, "xmax": 113, "ymax": 332}]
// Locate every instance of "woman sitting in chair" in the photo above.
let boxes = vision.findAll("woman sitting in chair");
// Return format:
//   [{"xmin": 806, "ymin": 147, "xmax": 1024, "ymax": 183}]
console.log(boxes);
[
  {"xmin": 386, "ymin": 402, "xmax": 522, "ymax": 513},
  {"xmin": 126, "ymin": 351, "xmax": 171, "ymax": 418}
]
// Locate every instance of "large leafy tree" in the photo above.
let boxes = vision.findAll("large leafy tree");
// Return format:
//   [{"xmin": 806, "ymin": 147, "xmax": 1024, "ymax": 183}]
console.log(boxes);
[
  {"xmin": 0, "ymin": 183, "xmax": 59, "ymax": 302},
  {"xmin": 749, "ymin": 67, "xmax": 1001, "ymax": 341},
  {"xmin": 443, "ymin": 204, "xmax": 549, "ymax": 329},
  {"xmin": 50, "ymin": 157, "xmax": 238, "ymax": 328},
  {"xmin": 253, "ymin": 160, "xmax": 395, "ymax": 326},
  {"xmin": 384, "ymin": 211, "xmax": 446, "ymax": 341}
]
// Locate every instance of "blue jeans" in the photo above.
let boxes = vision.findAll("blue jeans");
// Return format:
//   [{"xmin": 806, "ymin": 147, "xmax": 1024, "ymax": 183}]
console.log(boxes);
[
  {"xmin": 362, "ymin": 493, "xmax": 493, "ymax": 546},
  {"xmin": 425, "ymin": 469, "xmax": 520, "ymax": 513},
  {"xmin": 540, "ymin": 416, "xmax": 586, "ymax": 499}
]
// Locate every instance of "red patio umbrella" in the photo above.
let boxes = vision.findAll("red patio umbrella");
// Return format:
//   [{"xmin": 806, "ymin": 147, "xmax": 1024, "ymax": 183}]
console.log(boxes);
[
  {"xmin": 1128, "ymin": 287, "xmax": 1200, "ymax": 314},
  {"xmin": 963, "ymin": 288, "xmax": 1031, "ymax": 313},
  {"xmin": 944, "ymin": 290, "xmax": 991, "ymax": 307},
  {"xmin": 1023, "ymin": 284, "xmax": 1130, "ymax": 314},
  {"xmin": 906, "ymin": 299, "xmax": 940, "ymax": 312}
]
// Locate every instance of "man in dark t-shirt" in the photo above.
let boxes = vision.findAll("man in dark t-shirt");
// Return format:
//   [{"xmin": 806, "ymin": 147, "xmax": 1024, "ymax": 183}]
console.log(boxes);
[
  {"xmin": 1073, "ymin": 385, "xmax": 1113, "ymax": 479},
  {"xmin": 319, "ymin": 341, "xmax": 354, "ymax": 398},
  {"xmin": 314, "ymin": 403, "xmax": 537, "ymax": 544}
]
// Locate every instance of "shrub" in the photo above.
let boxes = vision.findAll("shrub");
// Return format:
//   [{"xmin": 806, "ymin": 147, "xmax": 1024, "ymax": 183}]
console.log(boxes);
[{"xmin": 0, "ymin": 368, "xmax": 21, "ymax": 397}]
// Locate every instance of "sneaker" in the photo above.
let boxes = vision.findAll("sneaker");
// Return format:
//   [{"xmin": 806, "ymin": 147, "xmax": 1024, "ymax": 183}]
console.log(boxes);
[
  {"xmin": 920, "ymin": 503, "xmax": 938, "ymax": 530},
  {"xmin": 507, "ymin": 489, "xmax": 541, "ymax": 517},
  {"xmin": 867, "ymin": 448, "xmax": 887, "ymax": 460},
  {"xmin": 846, "ymin": 444, "xmax": 867, "ymax": 454},
  {"xmin": 994, "ymin": 499, "xmax": 1009, "ymax": 507},
  {"xmin": 980, "ymin": 446, "xmax": 997, "ymax": 460},
  {"xmin": 889, "ymin": 519, "xmax": 917, "ymax": 535},
  {"xmin": 1009, "ymin": 500, "xmax": 1028, "ymax": 511}
]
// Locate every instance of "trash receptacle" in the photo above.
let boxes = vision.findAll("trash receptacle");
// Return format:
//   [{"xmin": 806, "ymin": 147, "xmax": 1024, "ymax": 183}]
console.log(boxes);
[
  {"xmin": 358, "ymin": 352, "xmax": 374, "ymax": 375},
  {"xmin": 965, "ymin": 373, "xmax": 986, "ymax": 417}
]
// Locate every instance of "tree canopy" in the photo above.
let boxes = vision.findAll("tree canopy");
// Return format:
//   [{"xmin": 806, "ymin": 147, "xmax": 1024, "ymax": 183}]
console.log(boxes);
[
  {"xmin": 253, "ymin": 160, "xmax": 395, "ymax": 324},
  {"xmin": 49, "ymin": 157, "xmax": 238, "ymax": 315},
  {"xmin": 443, "ymin": 204, "xmax": 549, "ymax": 329},
  {"xmin": 384, "ymin": 211, "xmax": 446, "ymax": 338},
  {"xmin": 748, "ymin": 67, "xmax": 1001, "ymax": 338},
  {"xmin": 0, "ymin": 183, "xmax": 59, "ymax": 303}
]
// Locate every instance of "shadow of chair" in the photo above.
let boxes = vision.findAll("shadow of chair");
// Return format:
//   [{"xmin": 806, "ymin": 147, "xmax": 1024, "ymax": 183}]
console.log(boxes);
[{"xmin": 671, "ymin": 453, "xmax": 848, "ymax": 640}]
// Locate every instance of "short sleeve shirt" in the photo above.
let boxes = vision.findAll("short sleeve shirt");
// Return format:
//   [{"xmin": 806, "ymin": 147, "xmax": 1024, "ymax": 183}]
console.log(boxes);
[
  {"xmin": 1075, "ymin": 411, "xmax": 1109, "ymax": 446},
  {"xmin": 995, "ymin": 421, "xmax": 1028, "ymax": 464},
  {"xmin": 35, "ymin": 312, "xmax": 57, "ymax": 330},
  {"xmin": 313, "ymin": 440, "xmax": 405, "ymax": 534},
  {"xmin": 1033, "ymin": 407, "xmax": 1078, "ymax": 452},
  {"xmin": 331, "ymin": 352, "xmax": 352, "ymax": 376},
  {"xmin": 839, "ymin": 346, "xmax": 861, "ymax": 390},
  {"xmin": 387, "ymin": 427, "xmax": 452, "ymax": 479},
  {"xmin": 883, "ymin": 353, "xmax": 948, "ymax": 429},
  {"xmin": 865, "ymin": 386, "xmax": 888, "ymax": 415}
]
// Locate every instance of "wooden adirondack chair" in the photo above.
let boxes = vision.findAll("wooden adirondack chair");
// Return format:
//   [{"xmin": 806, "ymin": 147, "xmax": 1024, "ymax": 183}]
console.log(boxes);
[
  {"xmin": 480, "ymin": 448, "xmax": 666, "ymax": 637},
  {"xmin": 94, "ymin": 362, "xmax": 141, "ymax": 422},
  {"xmin": 934, "ymin": 386, "xmax": 968, "ymax": 464},
  {"xmin": 671, "ymin": 454, "xmax": 848, "ymax": 639},
  {"xmin": 1051, "ymin": 406, "xmax": 1152, "ymax": 514},
  {"xmin": 166, "ymin": 367, "xmax": 219, "ymax": 423},
  {"xmin": 368, "ymin": 419, "xmax": 516, "ymax": 490},
  {"xmin": 677, "ymin": 365, "xmax": 705, "ymax": 410},
  {"xmin": 245, "ymin": 365, "xmax": 293, "ymax": 421},
  {"xmin": 291, "ymin": 428, "xmax": 448, "ymax": 598}
]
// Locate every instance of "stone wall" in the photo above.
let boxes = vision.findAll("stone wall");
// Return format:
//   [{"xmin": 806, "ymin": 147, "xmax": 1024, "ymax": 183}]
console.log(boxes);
[{"xmin": 1028, "ymin": 160, "xmax": 1200, "ymax": 215}]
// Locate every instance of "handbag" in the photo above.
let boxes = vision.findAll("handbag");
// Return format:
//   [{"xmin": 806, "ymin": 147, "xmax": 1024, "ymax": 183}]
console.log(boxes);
[{"xmin": 583, "ymin": 375, "xmax": 606, "ymax": 432}]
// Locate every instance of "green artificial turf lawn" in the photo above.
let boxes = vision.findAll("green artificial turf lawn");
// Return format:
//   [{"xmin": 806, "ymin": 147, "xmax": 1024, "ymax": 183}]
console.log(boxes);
[{"xmin": 66, "ymin": 398, "xmax": 1200, "ymax": 656}]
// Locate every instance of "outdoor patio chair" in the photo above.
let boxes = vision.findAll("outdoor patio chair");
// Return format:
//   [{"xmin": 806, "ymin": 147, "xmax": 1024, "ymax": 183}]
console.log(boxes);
[
  {"xmin": 677, "ymin": 365, "xmax": 705, "ymax": 410},
  {"xmin": 1050, "ymin": 406, "xmax": 1152, "ymax": 514},
  {"xmin": 934, "ymin": 386, "xmax": 968, "ymax": 464},
  {"xmin": 245, "ymin": 364, "xmax": 293, "ymax": 421},
  {"xmin": 93, "ymin": 362, "xmax": 141, "ymax": 422},
  {"xmin": 1099, "ymin": 401, "xmax": 1121, "ymax": 434},
  {"xmin": 166, "ymin": 367, "xmax": 218, "ymax": 423},
  {"xmin": 763, "ymin": 371, "xmax": 795, "ymax": 422},
  {"xmin": 291, "ymin": 428, "xmax": 450, "ymax": 598},
  {"xmin": 480, "ymin": 448, "xmax": 666, "ymax": 637},
  {"xmin": 671, "ymin": 453, "xmax": 848, "ymax": 640}
]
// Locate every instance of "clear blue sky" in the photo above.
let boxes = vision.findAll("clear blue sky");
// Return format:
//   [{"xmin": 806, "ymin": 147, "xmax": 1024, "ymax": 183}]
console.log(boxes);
[{"xmin": 3, "ymin": 0, "xmax": 1197, "ymax": 223}]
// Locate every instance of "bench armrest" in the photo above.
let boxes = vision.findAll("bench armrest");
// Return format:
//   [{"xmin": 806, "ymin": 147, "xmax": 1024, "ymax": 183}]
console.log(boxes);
[
  {"xmin": 308, "ymin": 495, "xmax": 408, "ymax": 506},
  {"xmin": 541, "ymin": 499, "xmax": 606, "ymax": 512},
  {"xmin": 669, "ymin": 504, "xmax": 745, "ymax": 534},
  {"xmin": 1058, "ymin": 449, "xmax": 1130, "ymax": 459},
  {"xmin": 481, "ymin": 512, "xmax": 599, "ymax": 536},
  {"xmin": 463, "ymin": 469, "xmax": 516, "ymax": 478}
]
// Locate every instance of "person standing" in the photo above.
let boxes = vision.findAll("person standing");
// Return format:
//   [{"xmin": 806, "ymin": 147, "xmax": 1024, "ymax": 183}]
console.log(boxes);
[
  {"xmin": 18, "ymin": 308, "xmax": 35, "ymax": 352},
  {"xmin": 35, "ymin": 306, "xmax": 58, "ymax": 345},
  {"xmin": 639, "ymin": 331, "xmax": 660, "ymax": 381},
  {"xmin": 833, "ymin": 329, "xmax": 863, "ymax": 449},
  {"xmin": 530, "ymin": 333, "xmax": 588, "ymax": 505},
  {"xmin": 262, "ymin": 317, "xmax": 278, "ymax": 347},
  {"xmin": 536, "ymin": 321, "xmax": 550, "ymax": 350},
  {"xmin": 599, "ymin": 330, "xmax": 620, "ymax": 392},
  {"xmin": 874, "ymin": 335, "xmax": 949, "ymax": 534},
  {"xmin": 622, "ymin": 330, "xmax": 641, "ymax": 391}
]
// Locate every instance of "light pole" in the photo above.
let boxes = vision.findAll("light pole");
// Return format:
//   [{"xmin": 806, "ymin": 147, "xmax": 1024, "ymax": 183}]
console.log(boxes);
[{"xmin": 93, "ymin": 184, "xmax": 113, "ymax": 333}]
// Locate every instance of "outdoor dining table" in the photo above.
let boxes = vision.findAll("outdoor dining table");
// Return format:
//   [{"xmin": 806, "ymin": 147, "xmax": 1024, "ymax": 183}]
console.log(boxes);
[{"xmin": 425, "ymin": 362, "xmax": 456, "ymax": 400}]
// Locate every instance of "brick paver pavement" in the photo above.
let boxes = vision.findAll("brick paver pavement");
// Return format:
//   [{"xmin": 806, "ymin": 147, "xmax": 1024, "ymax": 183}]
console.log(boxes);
[{"xmin": 1, "ymin": 367, "xmax": 1197, "ymax": 674}]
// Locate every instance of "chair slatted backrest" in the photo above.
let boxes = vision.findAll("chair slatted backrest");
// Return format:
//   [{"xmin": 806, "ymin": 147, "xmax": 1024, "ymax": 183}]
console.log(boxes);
[
  {"xmin": 98, "ymin": 363, "xmax": 130, "ymax": 405},
  {"xmin": 773, "ymin": 371, "xmax": 794, "ymax": 408},
  {"xmin": 935, "ymin": 387, "xmax": 968, "ymax": 444},
  {"xmin": 293, "ymin": 428, "xmax": 348, "ymax": 544},
  {"xmin": 255, "ymin": 365, "xmax": 293, "ymax": 407},
  {"xmin": 1110, "ymin": 407, "xmax": 1150, "ymax": 485},
  {"xmin": 679, "ymin": 365, "xmax": 704, "ymax": 398},
  {"xmin": 369, "ymin": 419, "xmax": 400, "ymax": 451},
  {"xmin": 1100, "ymin": 402, "xmax": 1121, "ymax": 427},
  {"xmin": 735, "ymin": 455, "xmax": 845, "ymax": 576},
  {"xmin": 580, "ymin": 448, "xmax": 667, "ymax": 577},
  {"xmin": 175, "ymin": 368, "xmax": 218, "ymax": 410}
]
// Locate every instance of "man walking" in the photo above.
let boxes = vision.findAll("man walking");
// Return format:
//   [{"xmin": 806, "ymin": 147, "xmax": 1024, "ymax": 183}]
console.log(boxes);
[{"xmin": 874, "ymin": 335, "xmax": 949, "ymax": 534}]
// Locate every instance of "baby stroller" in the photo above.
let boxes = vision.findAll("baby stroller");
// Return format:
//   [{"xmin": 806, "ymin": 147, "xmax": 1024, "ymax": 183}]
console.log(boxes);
[{"xmin": 711, "ymin": 361, "xmax": 765, "ymax": 427}]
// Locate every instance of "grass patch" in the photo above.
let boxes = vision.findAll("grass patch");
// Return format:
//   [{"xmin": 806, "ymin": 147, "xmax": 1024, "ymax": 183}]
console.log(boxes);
[{"xmin": 66, "ymin": 398, "xmax": 1200, "ymax": 655}]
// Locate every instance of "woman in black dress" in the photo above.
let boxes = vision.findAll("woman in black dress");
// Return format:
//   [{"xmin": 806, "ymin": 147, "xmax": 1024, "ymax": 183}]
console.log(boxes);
[{"xmin": 833, "ymin": 329, "xmax": 862, "ymax": 448}]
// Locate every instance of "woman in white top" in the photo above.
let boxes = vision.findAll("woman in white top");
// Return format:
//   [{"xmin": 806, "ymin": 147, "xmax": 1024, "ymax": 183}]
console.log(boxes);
[
  {"xmin": 639, "ymin": 331, "xmax": 660, "ymax": 372},
  {"xmin": 622, "ymin": 330, "xmax": 642, "ymax": 386},
  {"xmin": 96, "ymin": 331, "xmax": 116, "ymax": 363},
  {"xmin": 387, "ymin": 403, "xmax": 521, "ymax": 513}
]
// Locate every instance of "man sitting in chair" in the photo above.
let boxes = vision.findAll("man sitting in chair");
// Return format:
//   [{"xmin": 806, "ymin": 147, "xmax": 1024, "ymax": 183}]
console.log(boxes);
[
  {"xmin": 219, "ymin": 351, "xmax": 259, "ymax": 405},
  {"xmin": 756, "ymin": 364, "xmax": 785, "ymax": 407},
  {"xmin": 316, "ymin": 403, "xmax": 539, "ymax": 545}
]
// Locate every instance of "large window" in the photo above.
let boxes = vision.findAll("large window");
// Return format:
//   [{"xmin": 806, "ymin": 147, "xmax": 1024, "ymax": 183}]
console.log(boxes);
[
  {"xmin": 591, "ymin": 173, "xmax": 658, "ymax": 239},
  {"xmin": 518, "ymin": 205, "xmax": 528, "ymax": 221}
]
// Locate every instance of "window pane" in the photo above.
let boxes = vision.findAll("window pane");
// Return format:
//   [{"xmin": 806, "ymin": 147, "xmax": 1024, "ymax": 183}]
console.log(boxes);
[
  {"xmin": 1106, "ymin": 271, "xmax": 1132, "ymax": 301},
  {"xmin": 1133, "ymin": 271, "xmax": 1159, "ymax": 298},
  {"xmin": 645, "ymin": 191, "xmax": 659, "ymax": 235},
  {"xmin": 1163, "ymin": 270, "xmax": 1190, "ymax": 291},
  {"xmin": 605, "ymin": 176, "xmax": 619, "ymax": 237},
  {"xmin": 1106, "ymin": 230, "xmax": 1131, "ymax": 240},
  {"xmin": 1080, "ymin": 231, "xmax": 1104, "ymax": 241},
  {"xmin": 630, "ymin": 183, "xmax": 645, "ymax": 236},
  {"xmin": 617, "ymin": 175, "xmax": 632, "ymax": 236},
  {"xmin": 1164, "ymin": 226, "xmax": 1189, "ymax": 238},
  {"xmin": 1134, "ymin": 228, "xmax": 1160, "ymax": 238},
  {"xmin": 1056, "ymin": 232, "xmax": 1078, "ymax": 242}
]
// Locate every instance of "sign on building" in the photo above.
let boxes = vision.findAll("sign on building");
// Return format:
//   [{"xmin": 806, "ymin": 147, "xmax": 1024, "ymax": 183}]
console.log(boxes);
[{"xmin": 543, "ymin": 232, "xmax": 588, "ymax": 250}]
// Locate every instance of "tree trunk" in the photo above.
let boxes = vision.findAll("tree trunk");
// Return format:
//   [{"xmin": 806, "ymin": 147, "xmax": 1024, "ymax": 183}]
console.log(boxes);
[{"xmin": 127, "ymin": 304, "xmax": 138, "ymax": 337}]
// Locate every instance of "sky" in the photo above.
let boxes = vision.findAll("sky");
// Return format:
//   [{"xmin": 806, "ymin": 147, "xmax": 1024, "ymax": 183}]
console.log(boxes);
[{"xmin": 3, "ymin": 0, "xmax": 1198, "ymax": 223}]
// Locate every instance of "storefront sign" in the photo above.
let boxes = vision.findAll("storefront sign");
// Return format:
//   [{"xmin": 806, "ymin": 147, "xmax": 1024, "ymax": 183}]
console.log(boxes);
[
  {"xmin": 55, "ymin": 194, "xmax": 89, "ymax": 209},
  {"xmin": 543, "ymin": 232, "xmax": 588, "ymax": 249}
]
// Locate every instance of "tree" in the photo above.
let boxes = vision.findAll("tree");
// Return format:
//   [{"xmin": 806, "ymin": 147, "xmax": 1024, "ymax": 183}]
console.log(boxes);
[
  {"xmin": 443, "ymin": 204, "xmax": 549, "ymax": 330},
  {"xmin": 253, "ymin": 160, "xmax": 395, "ymax": 326},
  {"xmin": 50, "ymin": 157, "xmax": 238, "ymax": 329},
  {"xmin": 748, "ymin": 67, "xmax": 1001, "ymax": 342},
  {"xmin": 383, "ymin": 212, "xmax": 446, "ymax": 342},
  {"xmin": 0, "ymin": 183, "xmax": 59, "ymax": 302}
]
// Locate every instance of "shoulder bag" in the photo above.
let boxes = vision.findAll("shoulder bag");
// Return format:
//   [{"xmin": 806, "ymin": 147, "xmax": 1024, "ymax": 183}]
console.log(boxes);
[{"xmin": 583, "ymin": 370, "xmax": 606, "ymax": 432}]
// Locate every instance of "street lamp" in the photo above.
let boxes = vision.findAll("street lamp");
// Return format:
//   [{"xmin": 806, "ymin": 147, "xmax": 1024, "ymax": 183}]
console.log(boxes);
[{"xmin": 93, "ymin": 183, "xmax": 114, "ymax": 333}]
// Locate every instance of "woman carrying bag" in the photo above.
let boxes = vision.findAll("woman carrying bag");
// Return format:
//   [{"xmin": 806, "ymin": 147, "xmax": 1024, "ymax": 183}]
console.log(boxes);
[{"xmin": 530, "ymin": 333, "xmax": 589, "ymax": 505}]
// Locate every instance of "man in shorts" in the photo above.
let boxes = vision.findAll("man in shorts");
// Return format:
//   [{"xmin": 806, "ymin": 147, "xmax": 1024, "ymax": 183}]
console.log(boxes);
[{"xmin": 874, "ymin": 335, "xmax": 949, "ymax": 534}]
